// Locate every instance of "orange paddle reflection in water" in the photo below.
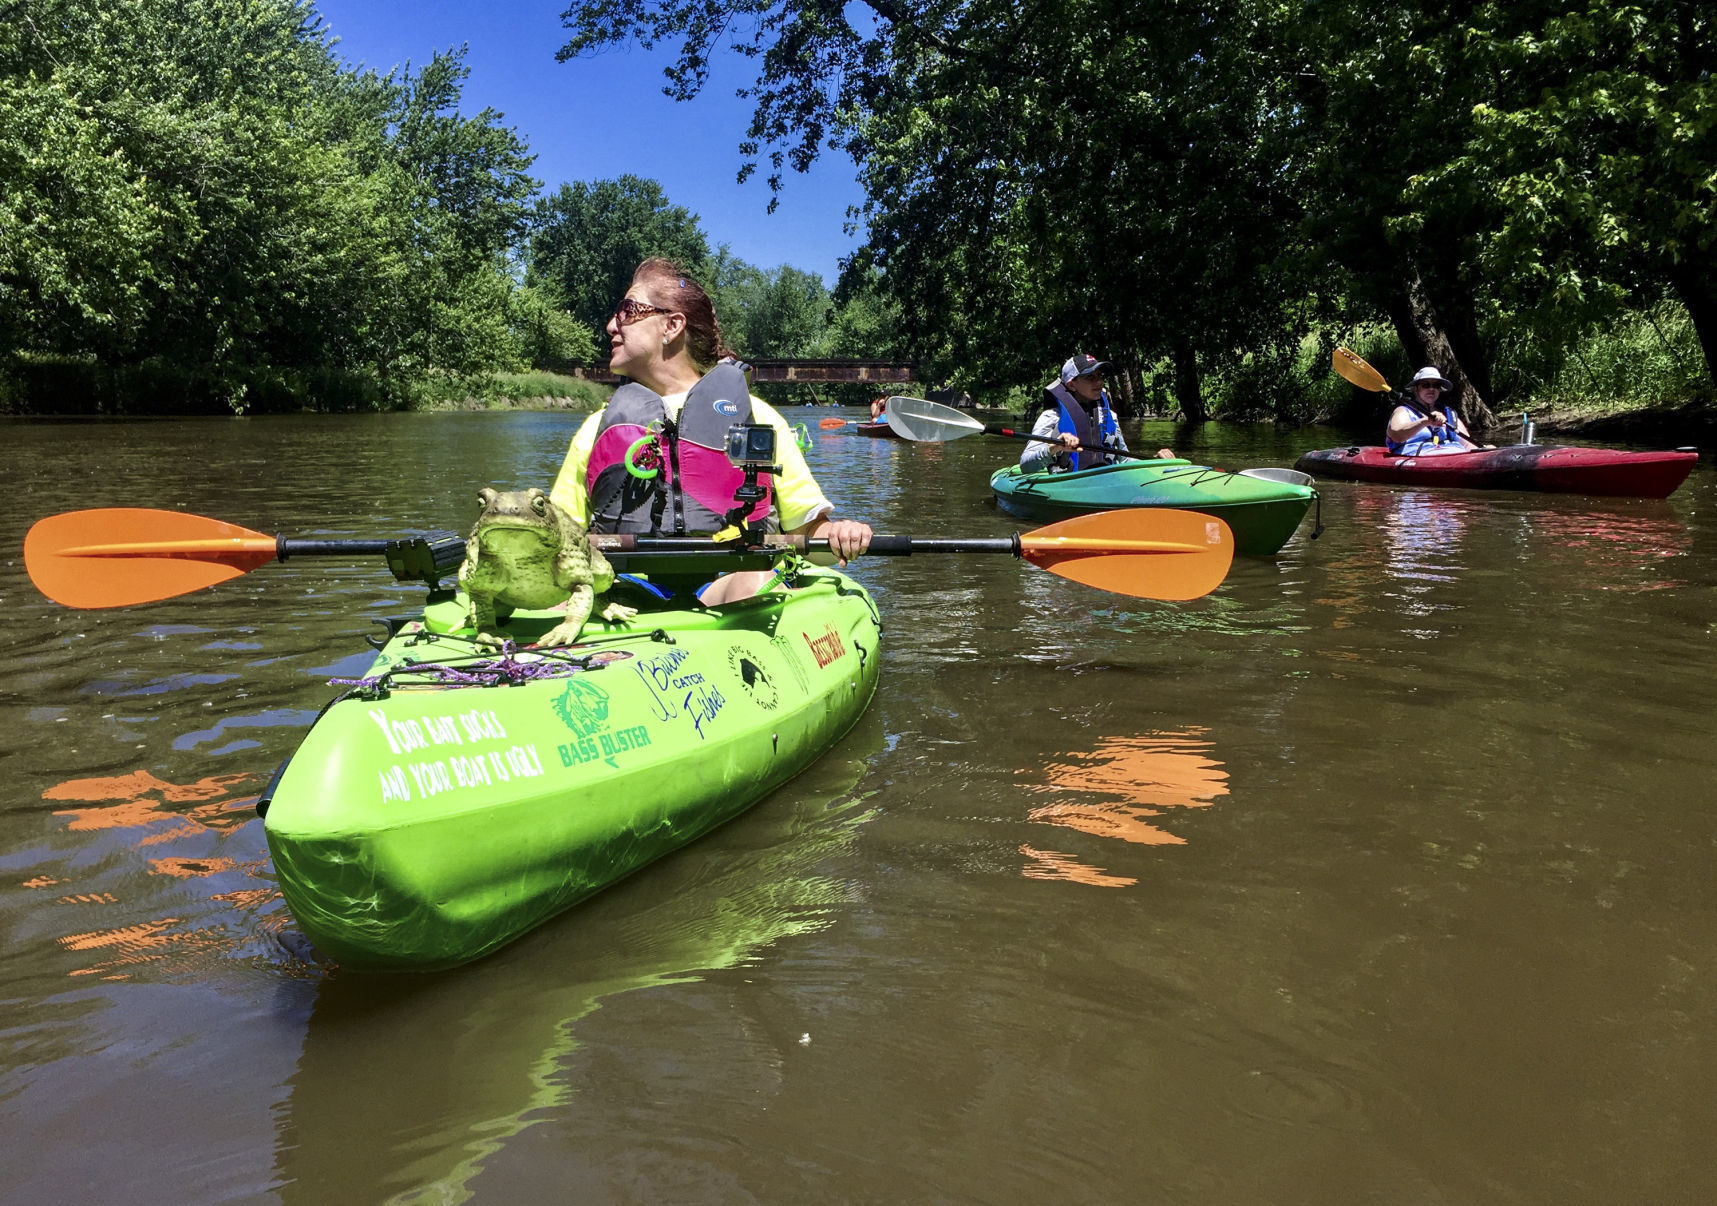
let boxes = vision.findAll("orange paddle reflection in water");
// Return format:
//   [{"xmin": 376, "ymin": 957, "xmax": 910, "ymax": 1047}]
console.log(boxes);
[
  {"xmin": 1019, "ymin": 730, "xmax": 1229, "ymax": 886},
  {"xmin": 38, "ymin": 768, "xmax": 276, "ymax": 979}
]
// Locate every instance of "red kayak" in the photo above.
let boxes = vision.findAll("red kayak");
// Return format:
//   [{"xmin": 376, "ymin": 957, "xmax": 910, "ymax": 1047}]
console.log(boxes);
[
  {"xmin": 854, "ymin": 421, "xmax": 899, "ymax": 438},
  {"xmin": 1295, "ymin": 443, "xmax": 1696, "ymax": 499}
]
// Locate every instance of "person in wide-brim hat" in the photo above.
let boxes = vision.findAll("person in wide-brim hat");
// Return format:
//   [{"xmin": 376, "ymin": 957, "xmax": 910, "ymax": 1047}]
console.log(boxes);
[{"xmin": 1386, "ymin": 365, "xmax": 1484, "ymax": 455}]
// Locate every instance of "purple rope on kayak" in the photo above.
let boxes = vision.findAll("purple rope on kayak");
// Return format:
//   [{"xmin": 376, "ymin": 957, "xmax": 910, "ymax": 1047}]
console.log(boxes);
[{"xmin": 330, "ymin": 640, "xmax": 599, "ymax": 690}]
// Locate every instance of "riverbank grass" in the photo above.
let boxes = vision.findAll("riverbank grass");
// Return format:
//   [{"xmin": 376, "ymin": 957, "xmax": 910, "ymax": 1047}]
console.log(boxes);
[{"xmin": 417, "ymin": 371, "xmax": 611, "ymax": 412}]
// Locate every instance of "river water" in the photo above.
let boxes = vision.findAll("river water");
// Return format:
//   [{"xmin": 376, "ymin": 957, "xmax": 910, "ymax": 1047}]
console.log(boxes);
[{"xmin": 2, "ymin": 407, "xmax": 1713, "ymax": 1203}]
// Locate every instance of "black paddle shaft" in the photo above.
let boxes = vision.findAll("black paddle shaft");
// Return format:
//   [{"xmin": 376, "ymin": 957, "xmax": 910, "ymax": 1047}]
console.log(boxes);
[
  {"xmin": 981, "ymin": 425, "xmax": 1152, "ymax": 462},
  {"xmin": 273, "ymin": 532, "xmax": 1028, "ymax": 584},
  {"xmin": 279, "ymin": 532, "xmax": 466, "ymax": 586},
  {"xmin": 606, "ymin": 534, "xmax": 1023, "ymax": 558}
]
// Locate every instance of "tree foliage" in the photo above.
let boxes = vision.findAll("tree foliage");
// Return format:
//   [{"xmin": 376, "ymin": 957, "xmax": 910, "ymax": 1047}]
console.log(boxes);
[
  {"xmin": 525, "ymin": 175, "xmax": 711, "ymax": 341},
  {"xmin": 559, "ymin": 0, "xmax": 1717, "ymax": 416},
  {"xmin": 1, "ymin": 0, "xmax": 539, "ymax": 408}
]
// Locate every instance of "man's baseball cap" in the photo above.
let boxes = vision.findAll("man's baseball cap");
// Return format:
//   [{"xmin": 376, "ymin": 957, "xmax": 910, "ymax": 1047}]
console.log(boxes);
[{"xmin": 1060, "ymin": 354, "xmax": 1112, "ymax": 385}]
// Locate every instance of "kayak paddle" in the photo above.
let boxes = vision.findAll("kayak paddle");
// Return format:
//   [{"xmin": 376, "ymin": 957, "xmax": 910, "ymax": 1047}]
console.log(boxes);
[
  {"xmin": 885, "ymin": 395, "xmax": 1163, "ymax": 461},
  {"xmin": 1332, "ymin": 347, "xmax": 1391, "ymax": 393},
  {"xmin": 26, "ymin": 507, "xmax": 1234, "ymax": 609},
  {"xmin": 1335, "ymin": 347, "xmax": 1485, "ymax": 451}
]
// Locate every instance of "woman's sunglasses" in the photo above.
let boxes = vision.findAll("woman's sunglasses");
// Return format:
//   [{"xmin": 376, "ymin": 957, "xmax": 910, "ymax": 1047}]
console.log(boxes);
[{"xmin": 614, "ymin": 298, "xmax": 674, "ymax": 326}]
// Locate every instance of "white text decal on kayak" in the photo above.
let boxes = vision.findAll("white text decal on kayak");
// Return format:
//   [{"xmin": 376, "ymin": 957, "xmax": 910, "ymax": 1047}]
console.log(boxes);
[
  {"xmin": 368, "ymin": 707, "xmax": 545, "ymax": 805},
  {"xmin": 367, "ymin": 707, "xmax": 507, "ymax": 754},
  {"xmin": 635, "ymin": 648, "xmax": 727, "ymax": 739}
]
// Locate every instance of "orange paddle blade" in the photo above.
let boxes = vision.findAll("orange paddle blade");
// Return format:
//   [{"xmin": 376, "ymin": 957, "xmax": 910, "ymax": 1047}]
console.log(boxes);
[
  {"xmin": 817, "ymin": 417, "xmax": 848, "ymax": 429},
  {"xmin": 26, "ymin": 509, "xmax": 278, "ymax": 608},
  {"xmin": 1333, "ymin": 347, "xmax": 1390, "ymax": 392},
  {"xmin": 1019, "ymin": 509, "xmax": 1233, "ymax": 601}
]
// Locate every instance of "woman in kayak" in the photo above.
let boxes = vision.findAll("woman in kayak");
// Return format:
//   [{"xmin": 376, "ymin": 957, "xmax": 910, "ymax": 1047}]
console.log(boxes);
[
  {"xmin": 1386, "ymin": 367, "xmax": 1485, "ymax": 455},
  {"xmin": 549, "ymin": 257, "xmax": 871, "ymax": 604}
]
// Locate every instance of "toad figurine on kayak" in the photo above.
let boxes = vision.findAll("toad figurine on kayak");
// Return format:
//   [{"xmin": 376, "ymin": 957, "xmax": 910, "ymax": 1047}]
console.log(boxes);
[{"xmin": 457, "ymin": 486, "xmax": 637, "ymax": 649}]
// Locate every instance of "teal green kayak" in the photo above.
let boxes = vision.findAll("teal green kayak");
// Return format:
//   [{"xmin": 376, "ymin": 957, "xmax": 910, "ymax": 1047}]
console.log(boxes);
[
  {"xmin": 261, "ymin": 565, "xmax": 881, "ymax": 971},
  {"xmin": 989, "ymin": 461, "xmax": 1317, "ymax": 556}
]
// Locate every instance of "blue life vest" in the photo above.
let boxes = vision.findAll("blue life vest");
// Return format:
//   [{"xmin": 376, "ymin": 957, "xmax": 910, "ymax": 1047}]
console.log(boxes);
[
  {"xmin": 585, "ymin": 362, "xmax": 775, "ymax": 535},
  {"xmin": 1387, "ymin": 402, "xmax": 1468, "ymax": 456},
  {"xmin": 1049, "ymin": 382, "xmax": 1120, "ymax": 470}
]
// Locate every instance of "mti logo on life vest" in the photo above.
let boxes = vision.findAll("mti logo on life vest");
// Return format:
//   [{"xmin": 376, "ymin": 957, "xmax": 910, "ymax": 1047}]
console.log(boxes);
[{"xmin": 713, "ymin": 398, "xmax": 741, "ymax": 417}]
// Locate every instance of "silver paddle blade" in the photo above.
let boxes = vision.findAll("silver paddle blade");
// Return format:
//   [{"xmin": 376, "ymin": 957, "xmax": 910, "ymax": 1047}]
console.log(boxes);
[
  {"xmin": 885, "ymin": 396, "xmax": 985, "ymax": 442},
  {"xmin": 1238, "ymin": 467, "xmax": 1316, "ymax": 488}
]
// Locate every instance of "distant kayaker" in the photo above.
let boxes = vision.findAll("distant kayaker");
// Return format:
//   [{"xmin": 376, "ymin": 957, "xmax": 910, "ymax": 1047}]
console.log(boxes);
[
  {"xmin": 549, "ymin": 257, "xmax": 872, "ymax": 604},
  {"xmin": 869, "ymin": 396, "xmax": 887, "ymax": 420},
  {"xmin": 1022, "ymin": 354, "xmax": 1174, "ymax": 472},
  {"xmin": 1386, "ymin": 367, "xmax": 1487, "ymax": 455}
]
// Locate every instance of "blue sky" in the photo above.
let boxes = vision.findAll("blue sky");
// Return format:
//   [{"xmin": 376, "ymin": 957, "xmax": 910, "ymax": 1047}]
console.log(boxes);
[{"xmin": 310, "ymin": 1, "xmax": 868, "ymax": 285}]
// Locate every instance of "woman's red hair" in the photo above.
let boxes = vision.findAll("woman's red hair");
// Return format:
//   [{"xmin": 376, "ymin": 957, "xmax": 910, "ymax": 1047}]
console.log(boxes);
[{"xmin": 632, "ymin": 258, "xmax": 730, "ymax": 369}]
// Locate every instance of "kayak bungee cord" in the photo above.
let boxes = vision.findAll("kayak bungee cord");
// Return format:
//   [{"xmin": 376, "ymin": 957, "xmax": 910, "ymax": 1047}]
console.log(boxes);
[{"xmin": 328, "ymin": 631, "xmax": 674, "ymax": 696}]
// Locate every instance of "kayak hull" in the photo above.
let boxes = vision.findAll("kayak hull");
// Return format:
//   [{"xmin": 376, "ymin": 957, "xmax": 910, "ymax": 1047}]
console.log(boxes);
[
  {"xmin": 989, "ymin": 461, "xmax": 1316, "ymax": 556},
  {"xmin": 854, "ymin": 422, "xmax": 898, "ymax": 438},
  {"xmin": 262, "ymin": 567, "xmax": 882, "ymax": 971},
  {"xmin": 1294, "ymin": 444, "xmax": 1696, "ymax": 498}
]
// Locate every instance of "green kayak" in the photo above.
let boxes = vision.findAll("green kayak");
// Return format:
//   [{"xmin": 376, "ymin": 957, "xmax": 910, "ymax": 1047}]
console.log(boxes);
[
  {"xmin": 989, "ymin": 461, "xmax": 1318, "ymax": 556},
  {"xmin": 260, "ymin": 564, "xmax": 881, "ymax": 971}
]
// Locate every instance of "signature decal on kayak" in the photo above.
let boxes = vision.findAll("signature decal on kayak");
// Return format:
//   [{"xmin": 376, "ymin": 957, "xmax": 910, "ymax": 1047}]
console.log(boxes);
[
  {"xmin": 634, "ymin": 647, "xmax": 727, "ymax": 738},
  {"xmin": 803, "ymin": 623, "xmax": 846, "ymax": 670},
  {"xmin": 369, "ymin": 706, "xmax": 547, "ymax": 805},
  {"xmin": 552, "ymin": 678, "xmax": 652, "ymax": 769},
  {"xmin": 727, "ymin": 645, "xmax": 779, "ymax": 711},
  {"xmin": 770, "ymin": 634, "xmax": 812, "ymax": 692}
]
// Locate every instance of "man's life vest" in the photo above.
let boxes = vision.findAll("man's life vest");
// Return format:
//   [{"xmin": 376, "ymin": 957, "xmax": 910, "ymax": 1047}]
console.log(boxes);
[
  {"xmin": 584, "ymin": 361, "xmax": 775, "ymax": 535},
  {"xmin": 1047, "ymin": 381, "xmax": 1120, "ymax": 470}
]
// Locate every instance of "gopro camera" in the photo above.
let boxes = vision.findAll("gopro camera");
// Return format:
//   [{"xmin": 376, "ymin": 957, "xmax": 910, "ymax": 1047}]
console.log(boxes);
[{"xmin": 725, "ymin": 422, "xmax": 778, "ymax": 470}]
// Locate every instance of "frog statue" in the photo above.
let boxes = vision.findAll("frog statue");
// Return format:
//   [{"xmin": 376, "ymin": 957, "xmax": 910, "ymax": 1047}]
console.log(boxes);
[{"xmin": 457, "ymin": 487, "xmax": 638, "ymax": 650}]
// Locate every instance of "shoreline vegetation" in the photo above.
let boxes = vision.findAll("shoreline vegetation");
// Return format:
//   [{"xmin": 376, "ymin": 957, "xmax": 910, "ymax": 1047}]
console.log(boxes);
[{"xmin": 5, "ymin": 357, "xmax": 1711, "ymax": 450}]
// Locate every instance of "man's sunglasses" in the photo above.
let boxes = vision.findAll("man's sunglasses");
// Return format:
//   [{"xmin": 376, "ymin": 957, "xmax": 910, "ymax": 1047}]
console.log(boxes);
[{"xmin": 614, "ymin": 298, "xmax": 674, "ymax": 326}]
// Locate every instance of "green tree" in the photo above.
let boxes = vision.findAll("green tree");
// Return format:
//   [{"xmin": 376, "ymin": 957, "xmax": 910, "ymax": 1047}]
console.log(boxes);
[
  {"xmin": 1, "ymin": 0, "xmax": 538, "ymax": 407},
  {"xmin": 506, "ymin": 284, "xmax": 599, "ymax": 367},
  {"xmin": 721, "ymin": 263, "xmax": 832, "ymax": 358},
  {"xmin": 525, "ymin": 176, "xmax": 711, "ymax": 343},
  {"xmin": 827, "ymin": 263, "xmax": 905, "ymax": 360},
  {"xmin": 1450, "ymin": 0, "xmax": 1717, "ymax": 391}
]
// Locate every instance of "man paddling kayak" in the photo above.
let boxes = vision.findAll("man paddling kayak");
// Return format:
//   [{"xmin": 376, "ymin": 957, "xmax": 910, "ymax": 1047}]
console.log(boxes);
[
  {"xmin": 1386, "ymin": 367, "xmax": 1489, "ymax": 455},
  {"xmin": 549, "ymin": 258, "xmax": 872, "ymax": 604},
  {"xmin": 1022, "ymin": 353, "xmax": 1174, "ymax": 472}
]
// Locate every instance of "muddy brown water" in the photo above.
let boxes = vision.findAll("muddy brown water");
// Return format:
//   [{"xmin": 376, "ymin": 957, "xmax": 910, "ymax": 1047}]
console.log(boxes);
[{"xmin": 2, "ymin": 409, "xmax": 1713, "ymax": 1203}]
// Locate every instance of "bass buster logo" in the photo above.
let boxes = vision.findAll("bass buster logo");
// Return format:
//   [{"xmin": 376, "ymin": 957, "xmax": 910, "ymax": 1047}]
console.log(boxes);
[{"xmin": 727, "ymin": 645, "xmax": 779, "ymax": 711}]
